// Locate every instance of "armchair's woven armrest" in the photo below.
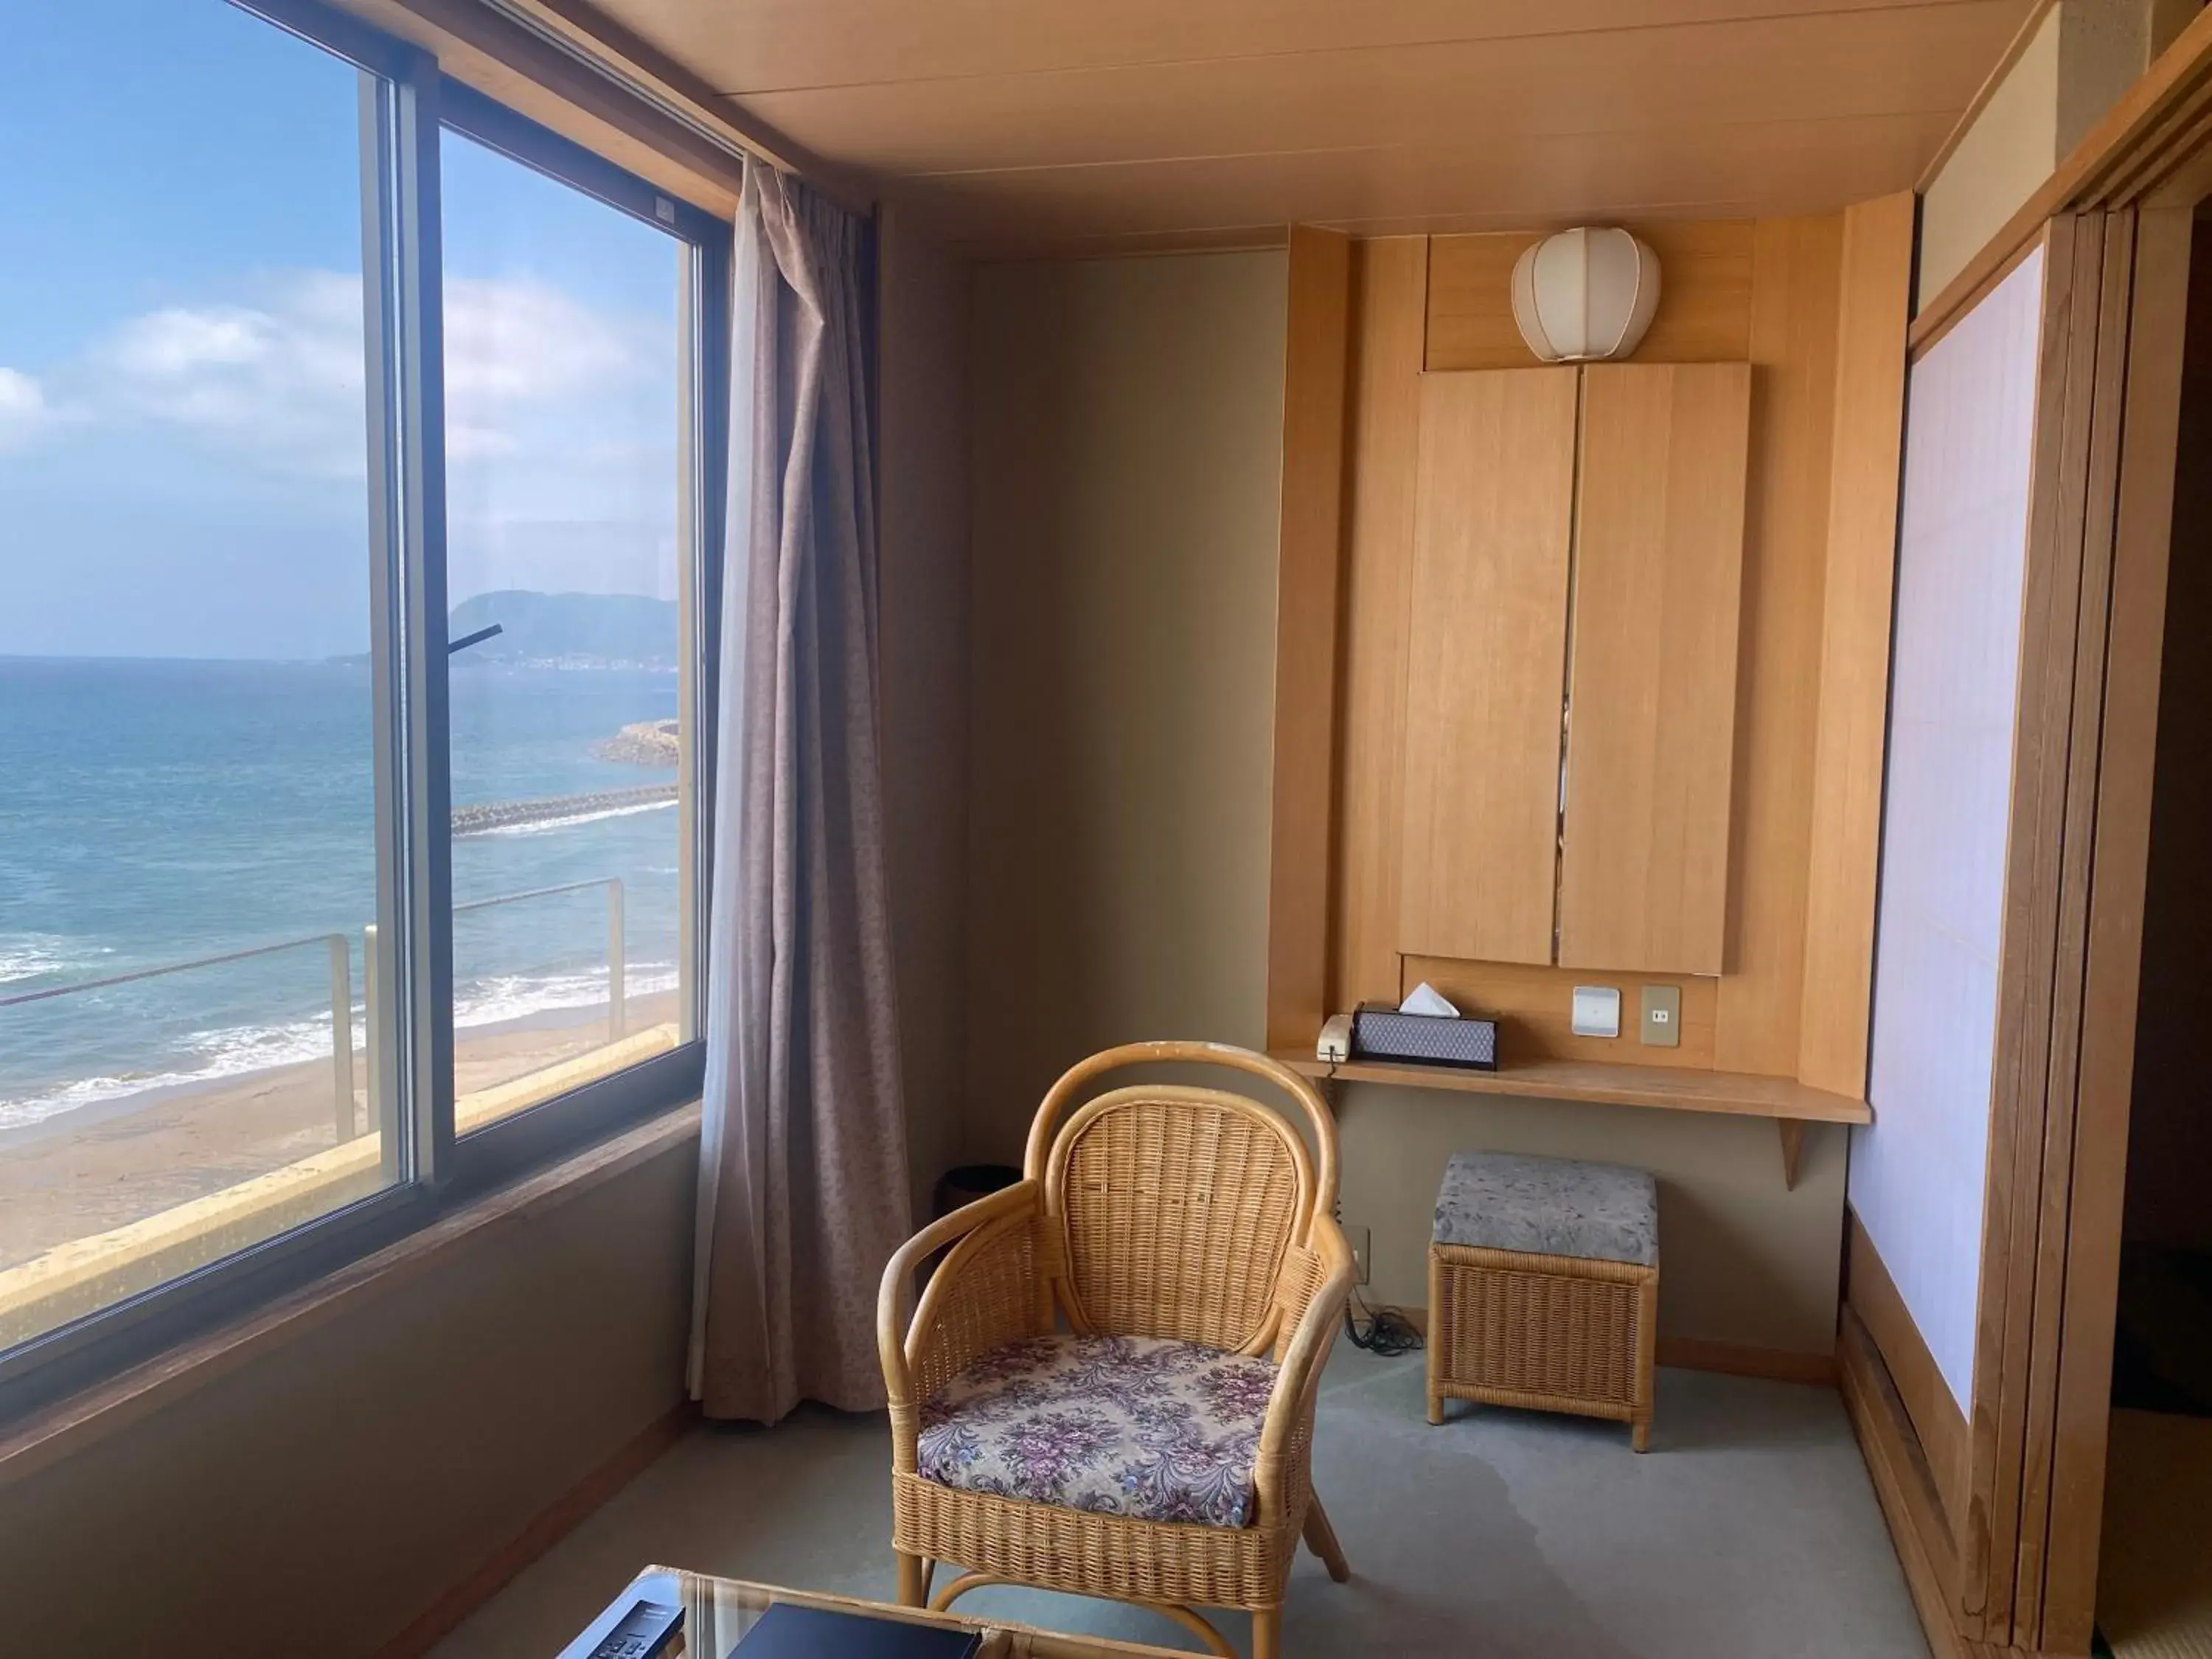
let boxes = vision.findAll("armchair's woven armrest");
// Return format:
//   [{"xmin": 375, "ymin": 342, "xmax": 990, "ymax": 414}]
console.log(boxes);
[
  {"xmin": 1253, "ymin": 1214, "xmax": 1353, "ymax": 1514},
  {"xmin": 877, "ymin": 1180, "xmax": 1047, "ymax": 1439}
]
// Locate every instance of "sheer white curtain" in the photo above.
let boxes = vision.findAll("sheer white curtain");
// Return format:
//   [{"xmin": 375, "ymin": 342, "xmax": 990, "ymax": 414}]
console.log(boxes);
[{"xmin": 687, "ymin": 159, "xmax": 911, "ymax": 1424}]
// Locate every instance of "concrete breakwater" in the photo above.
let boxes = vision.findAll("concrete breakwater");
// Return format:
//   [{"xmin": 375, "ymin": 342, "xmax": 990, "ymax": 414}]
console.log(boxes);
[{"xmin": 451, "ymin": 783, "xmax": 678, "ymax": 837}]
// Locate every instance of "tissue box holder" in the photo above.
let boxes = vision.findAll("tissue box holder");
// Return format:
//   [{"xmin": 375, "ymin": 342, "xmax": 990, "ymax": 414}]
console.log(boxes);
[{"xmin": 1350, "ymin": 1003, "xmax": 1498, "ymax": 1070}]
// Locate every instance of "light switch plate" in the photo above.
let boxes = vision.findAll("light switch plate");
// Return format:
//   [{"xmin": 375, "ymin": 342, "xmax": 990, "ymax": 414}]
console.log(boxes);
[
  {"xmin": 1571, "ymin": 984, "xmax": 1622, "ymax": 1038},
  {"xmin": 1641, "ymin": 984, "xmax": 1682, "ymax": 1048}
]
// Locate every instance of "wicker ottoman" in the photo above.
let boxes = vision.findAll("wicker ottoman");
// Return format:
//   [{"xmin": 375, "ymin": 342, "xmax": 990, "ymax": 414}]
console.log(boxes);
[{"xmin": 1426, "ymin": 1150, "xmax": 1660, "ymax": 1451}]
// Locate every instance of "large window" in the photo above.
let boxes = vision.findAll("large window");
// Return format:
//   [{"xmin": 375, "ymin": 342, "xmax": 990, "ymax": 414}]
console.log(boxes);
[
  {"xmin": 0, "ymin": 0, "xmax": 723, "ymax": 1382},
  {"xmin": 437, "ymin": 116, "xmax": 698, "ymax": 1134}
]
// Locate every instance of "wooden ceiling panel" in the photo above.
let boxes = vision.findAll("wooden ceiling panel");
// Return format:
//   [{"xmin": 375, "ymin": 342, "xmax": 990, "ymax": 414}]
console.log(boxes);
[
  {"xmin": 888, "ymin": 113, "xmax": 1960, "ymax": 252},
  {"xmin": 548, "ymin": 0, "xmax": 2033, "ymax": 247},
  {"xmin": 737, "ymin": 5, "xmax": 2020, "ymax": 178},
  {"xmin": 580, "ymin": 0, "xmax": 2014, "ymax": 94}
]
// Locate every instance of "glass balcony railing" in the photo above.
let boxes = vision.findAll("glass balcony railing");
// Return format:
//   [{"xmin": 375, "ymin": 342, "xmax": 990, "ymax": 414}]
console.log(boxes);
[
  {"xmin": 1, "ymin": 929, "xmax": 364, "ymax": 1145},
  {"xmin": 0, "ymin": 866, "xmax": 677, "ymax": 1349}
]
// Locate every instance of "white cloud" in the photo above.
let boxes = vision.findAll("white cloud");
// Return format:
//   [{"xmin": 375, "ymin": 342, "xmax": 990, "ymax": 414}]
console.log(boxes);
[
  {"xmin": 83, "ymin": 268, "xmax": 665, "ymax": 484},
  {"xmin": 0, "ymin": 368, "xmax": 52, "ymax": 451},
  {"xmin": 444, "ymin": 275, "xmax": 641, "ymax": 406},
  {"xmin": 94, "ymin": 270, "xmax": 369, "ymax": 478},
  {"xmin": 33, "ymin": 268, "xmax": 682, "ymax": 598},
  {"xmin": 440, "ymin": 275, "xmax": 653, "ymax": 465},
  {"xmin": 433, "ymin": 275, "xmax": 680, "ymax": 580}
]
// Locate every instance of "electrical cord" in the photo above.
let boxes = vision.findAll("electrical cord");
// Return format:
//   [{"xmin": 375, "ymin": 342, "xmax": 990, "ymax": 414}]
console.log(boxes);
[
  {"xmin": 1343, "ymin": 1281, "xmax": 1423, "ymax": 1357},
  {"xmin": 1330, "ymin": 1197, "xmax": 1425, "ymax": 1355}
]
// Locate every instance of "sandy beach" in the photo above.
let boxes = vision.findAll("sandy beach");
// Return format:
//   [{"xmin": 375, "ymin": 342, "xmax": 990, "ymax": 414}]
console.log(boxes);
[{"xmin": 0, "ymin": 990, "xmax": 681, "ymax": 1272}]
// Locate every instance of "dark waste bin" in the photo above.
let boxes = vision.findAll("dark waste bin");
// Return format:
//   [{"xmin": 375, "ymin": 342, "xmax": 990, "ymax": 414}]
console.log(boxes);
[{"xmin": 934, "ymin": 1162, "xmax": 1020, "ymax": 1220}]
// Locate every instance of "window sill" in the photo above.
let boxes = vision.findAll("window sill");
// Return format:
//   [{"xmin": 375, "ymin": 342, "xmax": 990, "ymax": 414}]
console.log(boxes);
[{"xmin": 0, "ymin": 1099, "xmax": 700, "ymax": 1497}]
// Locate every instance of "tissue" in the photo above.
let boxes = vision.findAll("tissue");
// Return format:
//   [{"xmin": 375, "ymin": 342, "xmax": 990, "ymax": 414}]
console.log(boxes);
[{"xmin": 1398, "ymin": 981, "xmax": 1460, "ymax": 1018}]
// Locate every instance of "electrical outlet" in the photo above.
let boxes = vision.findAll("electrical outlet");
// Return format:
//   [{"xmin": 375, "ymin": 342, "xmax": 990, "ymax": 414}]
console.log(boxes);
[
  {"xmin": 1640, "ymin": 984, "xmax": 1682, "ymax": 1048},
  {"xmin": 1348, "ymin": 1223, "xmax": 1371, "ymax": 1284}
]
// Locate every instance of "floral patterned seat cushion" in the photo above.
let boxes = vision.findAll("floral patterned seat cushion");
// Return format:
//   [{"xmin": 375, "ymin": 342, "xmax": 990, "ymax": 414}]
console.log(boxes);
[{"xmin": 917, "ymin": 1332, "xmax": 1279, "ymax": 1528}]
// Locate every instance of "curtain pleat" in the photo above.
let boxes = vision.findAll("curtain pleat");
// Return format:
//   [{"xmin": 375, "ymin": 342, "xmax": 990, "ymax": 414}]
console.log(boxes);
[{"xmin": 687, "ymin": 160, "xmax": 910, "ymax": 1425}]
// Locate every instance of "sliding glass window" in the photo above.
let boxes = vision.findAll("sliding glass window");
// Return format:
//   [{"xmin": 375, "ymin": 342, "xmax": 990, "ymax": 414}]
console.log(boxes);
[
  {"xmin": 436, "ymin": 102, "xmax": 705, "ymax": 1137},
  {"xmin": 0, "ymin": 0, "xmax": 723, "ymax": 1386},
  {"xmin": 0, "ymin": 0, "xmax": 410, "ymax": 1357}
]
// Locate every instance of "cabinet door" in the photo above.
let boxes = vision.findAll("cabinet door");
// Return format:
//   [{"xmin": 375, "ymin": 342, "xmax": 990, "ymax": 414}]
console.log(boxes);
[
  {"xmin": 1397, "ymin": 368, "xmax": 1579, "ymax": 965},
  {"xmin": 1559, "ymin": 361, "xmax": 1751, "ymax": 974}
]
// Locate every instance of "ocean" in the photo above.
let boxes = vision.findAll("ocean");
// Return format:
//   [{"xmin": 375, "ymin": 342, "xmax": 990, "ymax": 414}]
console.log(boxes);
[{"xmin": 0, "ymin": 655, "xmax": 684, "ymax": 1130}]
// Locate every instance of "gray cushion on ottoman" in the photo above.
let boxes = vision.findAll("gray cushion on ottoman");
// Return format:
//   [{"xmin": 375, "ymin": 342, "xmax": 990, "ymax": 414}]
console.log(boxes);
[{"xmin": 1433, "ymin": 1151, "xmax": 1658, "ymax": 1267}]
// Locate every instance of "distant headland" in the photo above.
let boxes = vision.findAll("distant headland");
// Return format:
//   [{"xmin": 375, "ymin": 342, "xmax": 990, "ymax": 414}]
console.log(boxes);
[
  {"xmin": 448, "ymin": 591, "xmax": 678, "ymax": 669},
  {"xmin": 330, "ymin": 590, "xmax": 678, "ymax": 670}
]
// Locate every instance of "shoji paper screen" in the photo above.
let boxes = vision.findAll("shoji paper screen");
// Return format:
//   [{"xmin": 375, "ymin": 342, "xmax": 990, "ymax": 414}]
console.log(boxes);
[{"xmin": 1853, "ymin": 245, "xmax": 2045, "ymax": 1414}]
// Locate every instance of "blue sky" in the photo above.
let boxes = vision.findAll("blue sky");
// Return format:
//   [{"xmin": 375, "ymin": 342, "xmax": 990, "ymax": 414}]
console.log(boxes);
[{"xmin": 0, "ymin": 0, "xmax": 683, "ymax": 660}]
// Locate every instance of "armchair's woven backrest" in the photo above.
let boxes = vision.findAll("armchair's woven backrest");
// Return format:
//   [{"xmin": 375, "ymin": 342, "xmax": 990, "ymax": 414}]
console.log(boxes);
[{"xmin": 1024, "ymin": 1043, "xmax": 1339, "ymax": 1357}]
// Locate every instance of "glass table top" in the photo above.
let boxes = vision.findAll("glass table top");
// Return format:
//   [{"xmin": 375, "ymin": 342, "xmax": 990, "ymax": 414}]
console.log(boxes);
[{"xmin": 560, "ymin": 1568, "xmax": 1194, "ymax": 1659}]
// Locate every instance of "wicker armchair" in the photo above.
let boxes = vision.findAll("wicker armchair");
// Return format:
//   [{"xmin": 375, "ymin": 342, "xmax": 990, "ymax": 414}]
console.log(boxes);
[{"xmin": 877, "ymin": 1042, "xmax": 1354, "ymax": 1659}]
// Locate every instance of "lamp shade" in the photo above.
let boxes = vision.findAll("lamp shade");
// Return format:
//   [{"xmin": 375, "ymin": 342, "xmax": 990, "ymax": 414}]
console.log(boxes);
[{"xmin": 1509, "ymin": 228, "xmax": 1661, "ymax": 363}]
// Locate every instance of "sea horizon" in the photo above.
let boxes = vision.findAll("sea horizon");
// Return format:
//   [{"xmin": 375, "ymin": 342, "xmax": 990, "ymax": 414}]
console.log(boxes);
[{"xmin": 0, "ymin": 653, "xmax": 686, "ymax": 1130}]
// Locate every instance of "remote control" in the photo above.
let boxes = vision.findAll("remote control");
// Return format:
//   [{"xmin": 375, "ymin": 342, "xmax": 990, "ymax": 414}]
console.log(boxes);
[{"xmin": 585, "ymin": 1598, "xmax": 683, "ymax": 1659}]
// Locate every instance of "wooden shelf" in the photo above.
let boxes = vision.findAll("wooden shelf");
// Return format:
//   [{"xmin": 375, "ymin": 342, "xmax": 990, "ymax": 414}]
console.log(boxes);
[{"xmin": 1270, "ymin": 1049, "xmax": 1869, "ymax": 1191}]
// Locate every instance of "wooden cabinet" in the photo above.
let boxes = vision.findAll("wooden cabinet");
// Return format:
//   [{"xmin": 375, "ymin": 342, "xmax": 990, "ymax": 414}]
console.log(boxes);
[
  {"xmin": 1559, "ymin": 362, "xmax": 1751, "ymax": 973},
  {"xmin": 1398, "ymin": 368, "xmax": 1579, "ymax": 965},
  {"xmin": 1398, "ymin": 360, "xmax": 1751, "ymax": 975}
]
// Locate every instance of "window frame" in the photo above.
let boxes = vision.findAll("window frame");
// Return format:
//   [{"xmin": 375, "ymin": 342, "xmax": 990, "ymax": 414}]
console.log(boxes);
[
  {"xmin": 431, "ymin": 78, "xmax": 728, "ymax": 1185},
  {"xmin": 0, "ymin": 0, "xmax": 729, "ymax": 1416}
]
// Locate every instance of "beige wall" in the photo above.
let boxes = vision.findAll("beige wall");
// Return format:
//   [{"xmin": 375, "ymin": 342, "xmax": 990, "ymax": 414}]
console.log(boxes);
[
  {"xmin": 1919, "ymin": 4, "xmax": 2061, "ymax": 310},
  {"xmin": 961, "ymin": 251, "xmax": 1288, "ymax": 1156},
  {"xmin": 1919, "ymin": 0, "xmax": 2195, "ymax": 308},
  {"xmin": 0, "ymin": 1113, "xmax": 698, "ymax": 1658},
  {"xmin": 1346, "ymin": 1093, "xmax": 1848, "ymax": 1354},
  {"xmin": 2058, "ymin": 0, "xmax": 2197, "ymax": 151},
  {"xmin": 878, "ymin": 209, "xmax": 974, "ymax": 1214}
]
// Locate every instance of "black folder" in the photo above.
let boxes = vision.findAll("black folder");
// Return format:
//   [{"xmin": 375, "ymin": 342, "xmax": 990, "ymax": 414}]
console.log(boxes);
[{"xmin": 730, "ymin": 1602, "xmax": 983, "ymax": 1659}]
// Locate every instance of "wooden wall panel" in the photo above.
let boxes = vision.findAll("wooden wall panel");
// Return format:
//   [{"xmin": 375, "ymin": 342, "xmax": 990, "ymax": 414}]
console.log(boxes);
[
  {"xmin": 1799, "ymin": 193, "xmax": 1916, "ymax": 1098},
  {"xmin": 1558, "ymin": 361, "xmax": 1752, "ymax": 975},
  {"xmin": 1708, "ymin": 214, "xmax": 1846, "ymax": 1074},
  {"xmin": 1850, "ymin": 1211, "xmax": 1975, "ymax": 1539},
  {"xmin": 1329, "ymin": 237, "xmax": 1430, "ymax": 1011},
  {"xmin": 1398, "ymin": 369, "xmax": 1579, "ymax": 965},
  {"xmin": 1839, "ymin": 1302, "xmax": 1972, "ymax": 1659},
  {"xmin": 1403, "ymin": 954, "xmax": 1720, "ymax": 1069},
  {"xmin": 1426, "ymin": 220, "xmax": 1757, "ymax": 371},
  {"xmin": 1327, "ymin": 212, "xmax": 1885, "ymax": 1089},
  {"xmin": 1265, "ymin": 226, "xmax": 1353, "ymax": 1051}
]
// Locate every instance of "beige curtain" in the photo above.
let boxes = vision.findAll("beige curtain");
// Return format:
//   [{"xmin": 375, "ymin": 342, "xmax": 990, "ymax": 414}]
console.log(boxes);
[{"xmin": 688, "ymin": 159, "xmax": 911, "ymax": 1424}]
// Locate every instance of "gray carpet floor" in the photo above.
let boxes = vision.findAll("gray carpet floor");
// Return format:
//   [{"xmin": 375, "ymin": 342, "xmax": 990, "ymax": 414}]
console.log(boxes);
[{"xmin": 429, "ymin": 1349, "xmax": 1930, "ymax": 1658}]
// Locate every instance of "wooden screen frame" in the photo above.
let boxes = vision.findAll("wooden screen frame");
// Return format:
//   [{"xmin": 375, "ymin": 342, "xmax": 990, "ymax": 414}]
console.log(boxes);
[
  {"xmin": 1845, "ymin": 204, "xmax": 2191, "ymax": 1659},
  {"xmin": 1837, "ymin": 21, "xmax": 2212, "ymax": 1651},
  {"xmin": 1984, "ymin": 204, "xmax": 2190, "ymax": 1658},
  {"xmin": 1962, "ymin": 206, "xmax": 2135, "ymax": 1652},
  {"xmin": 2028, "ymin": 204, "xmax": 2191, "ymax": 1658}
]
